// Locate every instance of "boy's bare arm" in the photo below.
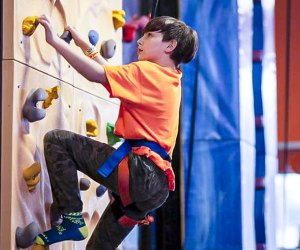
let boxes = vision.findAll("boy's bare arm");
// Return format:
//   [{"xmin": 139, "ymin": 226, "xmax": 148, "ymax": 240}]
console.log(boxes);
[
  {"xmin": 66, "ymin": 26, "xmax": 109, "ymax": 66},
  {"xmin": 38, "ymin": 15, "xmax": 108, "ymax": 84}
]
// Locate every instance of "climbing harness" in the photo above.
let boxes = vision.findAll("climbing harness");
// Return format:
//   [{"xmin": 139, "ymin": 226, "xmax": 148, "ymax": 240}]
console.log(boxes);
[
  {"xmin": 98, "ymin": 139, "xmax": 172, "ymax": 226},
  {"xmin": 97, "ymin": 139, "xmax": 171, "ymax": 178}
]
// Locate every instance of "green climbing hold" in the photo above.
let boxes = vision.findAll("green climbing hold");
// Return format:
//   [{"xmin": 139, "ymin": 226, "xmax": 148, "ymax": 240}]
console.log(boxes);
[{"xmin": 106, "ymin": 122, "xmax": 121, "ymax": 146}]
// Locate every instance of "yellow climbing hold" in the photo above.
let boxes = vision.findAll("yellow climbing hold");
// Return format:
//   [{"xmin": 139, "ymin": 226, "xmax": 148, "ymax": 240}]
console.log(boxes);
[
  {"xmin": 22, "ymin": 16, "xmax": 39, "ymax": 36},
  {"xmin": 32, "ymin": 244, "xmax": 49, "ymax": 250},
  {"xmin": 27, "ymin": 176, "xmax": 41, "ymax": 192},
  {"xmin": 23, "ymin": 162, "xmax": 41, "ymax": 192},
  {"xmin": 86, "ymin": 120, "xmax": 99, "ymax": 137},
  {"xmin": 112, "ymin": 10, "xmax": 126, "ymax": 30},
  {"xmin": 43, "ymin": 86, "xmax": 60, "ymax": 109}
]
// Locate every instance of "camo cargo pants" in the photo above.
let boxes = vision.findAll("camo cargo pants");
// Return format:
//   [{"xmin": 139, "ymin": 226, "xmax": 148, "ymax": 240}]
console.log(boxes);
[{"xmin": 43, "ymin": 129, "xmax": 169, "ymax": 249}]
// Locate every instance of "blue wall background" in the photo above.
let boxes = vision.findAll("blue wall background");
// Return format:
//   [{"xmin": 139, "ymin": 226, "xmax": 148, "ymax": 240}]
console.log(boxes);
[{"xmin": 180, "ymin": 1, "xmax": 242, "ymax": 249}]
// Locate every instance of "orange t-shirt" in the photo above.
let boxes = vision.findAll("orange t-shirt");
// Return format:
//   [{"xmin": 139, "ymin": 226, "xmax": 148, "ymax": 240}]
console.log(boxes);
[{"xmin": 103, "ymin": 61, "xmax": 182, "ymax": 155}]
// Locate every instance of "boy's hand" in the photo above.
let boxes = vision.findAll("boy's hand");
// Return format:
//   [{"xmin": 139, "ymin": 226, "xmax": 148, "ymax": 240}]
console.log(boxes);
[
  {"xmin": 66, "ymin": 26, "xmax": 91, "ymax": 51},
  {"xmin": 38, "ymin": 15, "xmax": 59, "ymax": 46}
]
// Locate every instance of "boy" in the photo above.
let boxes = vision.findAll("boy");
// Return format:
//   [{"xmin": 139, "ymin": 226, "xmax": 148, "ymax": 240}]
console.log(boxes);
[{"xmin": 36, "ymin": 15, "xmax": 198, "ymax": 249}]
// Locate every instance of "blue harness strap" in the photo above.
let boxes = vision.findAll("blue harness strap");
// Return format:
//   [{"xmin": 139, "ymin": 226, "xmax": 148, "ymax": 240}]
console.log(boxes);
[{"xmin": 97, "ymin": 139, "xmax": 171, "ymax": 178}]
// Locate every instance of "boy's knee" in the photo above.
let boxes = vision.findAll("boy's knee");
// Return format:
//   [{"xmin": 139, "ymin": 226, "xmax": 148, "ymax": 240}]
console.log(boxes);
[{"xmin": 43, "ymin": 129, "xmax": 62, "ymax": 144}]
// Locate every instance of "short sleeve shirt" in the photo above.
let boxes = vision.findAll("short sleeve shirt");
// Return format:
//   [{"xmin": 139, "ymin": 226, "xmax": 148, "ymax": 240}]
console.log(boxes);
[{"xmin": 103, "ymin": 61, "xmax": 182, "ymax": 155}]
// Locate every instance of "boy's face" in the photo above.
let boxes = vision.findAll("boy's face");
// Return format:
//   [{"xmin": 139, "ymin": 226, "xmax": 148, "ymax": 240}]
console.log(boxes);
[{"xmin": 137, "ymin": 31, "xmax": 171, "ymax": 63}]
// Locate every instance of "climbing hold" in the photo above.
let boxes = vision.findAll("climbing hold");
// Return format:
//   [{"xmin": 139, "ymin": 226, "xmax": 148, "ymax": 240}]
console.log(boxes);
[
  {"xmin": 96, "ymin": 185, "xmax": 107, "ymax": 197},
  {"xmin": 43, "ymin": 86, "xmax": 60, "ymax": 109},
  {"xmin": 60, "ymin": 30, "xmax": 73, "ymax": 44},
  {"xmin": 23, "ymin": 162, "xmax": 41, "ymax": 192},
  {"xmin": 112, "ymin": 10, "xmax": 126, "ymax": 30},
  {"xmin": 15, "ymin": 221, "xmax": 41, "ymax": 249},
  {"xmin": 88, "ymin": 30, "xmax": 99, "ymax": 46},
  {"xmin": 22, "ymin": 88, "xmax": 47, "ymax": 123},
  {"xmin": 135, "ymin": 15, "xmax": 150, "ymax": 30},
  {"xmin": 32, "ymin": 244, "xmax": 49, "ymax": 250},
  {"xmin": 123, "ymin": 15, "xmax": 150, "ymax": 43},
  {"xmin": 123, "ymin": 25, "xmax": 136, "ymax": 43},
  {"xmin": 86, "ymin": 119, "xmax": 99, "ymax": 137},
  {"xmin": 106, "ymin": 122, "xmax": 121, "ymax": 146},
  {"xmin": 22, "ymin": 16, "xmax": 39, "ymax": 36},
  {"xmin": 79, "ymin": 178, "xmax": 91, "ymax": 191},
  {"xmin": 27, "ymin": 176, "xmax": 40, "ymax": 192},
  {"xmin": 100, "ymin": 39, "xmax": 116, "ymax": 59}
]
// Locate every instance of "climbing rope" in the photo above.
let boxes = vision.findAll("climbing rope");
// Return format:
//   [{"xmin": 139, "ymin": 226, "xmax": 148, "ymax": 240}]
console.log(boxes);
[{"xmin": 151, "ymin": 0, "xmax": 159, "ymax": 18}]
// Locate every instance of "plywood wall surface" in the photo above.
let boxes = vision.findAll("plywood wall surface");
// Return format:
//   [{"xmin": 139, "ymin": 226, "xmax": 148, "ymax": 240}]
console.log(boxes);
[
  {"xmin": 1, "ymin": 0, "xmax": 123, "ymax": 249},
  {"xmin": 3, "ymin": 0, "xmax": 122, "ymax": 98}
]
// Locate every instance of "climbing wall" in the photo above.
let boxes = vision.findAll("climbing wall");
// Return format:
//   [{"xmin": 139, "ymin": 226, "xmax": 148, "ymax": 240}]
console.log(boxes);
[{"xmin": 1, "ymin": 0, "xmax": 123, "ymax": 249}]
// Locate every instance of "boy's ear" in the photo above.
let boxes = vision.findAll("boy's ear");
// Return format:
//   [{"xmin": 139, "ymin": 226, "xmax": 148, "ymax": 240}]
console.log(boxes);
[{"xmin": 165, "ymin": 39, "xmax": 177, "ymax": 53}]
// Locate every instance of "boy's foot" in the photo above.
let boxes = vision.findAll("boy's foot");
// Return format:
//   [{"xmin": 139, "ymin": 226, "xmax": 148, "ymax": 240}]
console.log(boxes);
[{"xmin": 35, "ymin": 212, "xmax": 88, "ymax": 246}]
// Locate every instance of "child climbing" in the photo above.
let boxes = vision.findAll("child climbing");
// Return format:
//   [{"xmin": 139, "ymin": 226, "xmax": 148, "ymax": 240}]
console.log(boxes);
[{"xmin": 36, "ymin": 14, "xmax": 198, "ymax": 249}]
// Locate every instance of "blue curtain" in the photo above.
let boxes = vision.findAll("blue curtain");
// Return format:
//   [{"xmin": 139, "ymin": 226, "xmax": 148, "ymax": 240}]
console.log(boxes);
[{"xmin": 180, "ymin": 1, "xmax": 242, "ymax": 249}]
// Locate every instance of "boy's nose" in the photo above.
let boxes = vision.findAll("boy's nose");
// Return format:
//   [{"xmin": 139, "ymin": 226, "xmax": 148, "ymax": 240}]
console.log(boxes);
[{"xmin": 137, "ymin": 37, "xmax": 143, "ymax": 45}]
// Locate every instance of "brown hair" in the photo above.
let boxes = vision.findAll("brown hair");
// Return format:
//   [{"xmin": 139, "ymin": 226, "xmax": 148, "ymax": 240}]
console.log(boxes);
[{"xmin": 142, "ymin": 16, "xmax": 198, "ymax": 66}]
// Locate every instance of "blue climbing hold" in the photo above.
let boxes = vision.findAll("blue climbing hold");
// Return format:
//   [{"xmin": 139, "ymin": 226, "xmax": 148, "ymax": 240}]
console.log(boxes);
[
  {"xmin": 88, "ymin": 30, "xmax": 99, "ymax": 46},
  {"xmin": 96, "ymin": 185, "xmax": 107, "ymax": 197}
]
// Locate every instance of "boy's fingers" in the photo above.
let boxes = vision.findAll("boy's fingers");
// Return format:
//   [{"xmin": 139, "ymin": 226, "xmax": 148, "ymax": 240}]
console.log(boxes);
[
  {"xmin": 38, "ymin": 16, "xmax": 47, "ymax": 26},
  {"xmin": 66, "ymin": 26, "xmax": 75, "ymax": 32},
  {"xmin": 38, "ymin": 14, "xmax": 46, "ymax": 21},
  {"xmin": 39, "ymin": 14, "xmax": 52, "ymax": 26}
]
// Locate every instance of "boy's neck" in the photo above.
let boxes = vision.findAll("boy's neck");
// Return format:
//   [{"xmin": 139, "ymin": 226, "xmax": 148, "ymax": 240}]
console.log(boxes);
[{"xmin": 149, "ymin": 58, "xmax": 177, "ymax": 70}]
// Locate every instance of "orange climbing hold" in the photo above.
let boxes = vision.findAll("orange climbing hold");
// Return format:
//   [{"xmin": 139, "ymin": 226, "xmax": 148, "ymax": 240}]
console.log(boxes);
[{"xmin": 22, "ymin": 16, "xmax": 39, "ymax": 36}]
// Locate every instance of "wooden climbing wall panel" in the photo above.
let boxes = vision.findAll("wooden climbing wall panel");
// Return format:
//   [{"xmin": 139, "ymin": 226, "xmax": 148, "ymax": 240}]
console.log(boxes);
[{"xmin": 1, "ymin": 0, "xmax": 123, "ymax": 249}]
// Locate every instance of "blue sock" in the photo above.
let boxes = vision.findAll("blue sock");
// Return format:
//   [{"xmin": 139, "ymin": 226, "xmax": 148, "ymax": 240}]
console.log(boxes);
[{"xmin": 35, "ymin": 212, "xmax": 88, "ymax": 245}]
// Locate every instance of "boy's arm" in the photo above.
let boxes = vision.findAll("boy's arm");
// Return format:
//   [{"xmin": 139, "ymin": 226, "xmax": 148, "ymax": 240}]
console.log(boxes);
[
  {"xmin": 66, "ymin": 26, "xmax": 109, "ymax": 66},
  {"xmin": 38, "ymin": 15, "xmax": 108, "ymax": 84}
]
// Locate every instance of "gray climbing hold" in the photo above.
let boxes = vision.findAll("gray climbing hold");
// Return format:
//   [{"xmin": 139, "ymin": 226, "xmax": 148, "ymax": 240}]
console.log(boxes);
[
  {"xmin": 22, "ymin": 88, "xmax": 47, "ymax": 122},
  {"xmin": 96, "ymin": 185, "xmax": 107, "ymax": 197},
  {"xmin": 79, "ymin": 178, "xmax": 91, "ymax": 191},
  {"xmin": 15, "ymin": 221, "xmax": 41, "ymax": 249},
  {"xmin": 100, "ymin": 39, "xmax": 116, "ymax": 59},
  {"xmin": 60, "ymin": 30, "xmax": 73, "ymax": 44},
  {"xmin": 88, "ymin": 30, "xmax": 99, "ymax": 46}
]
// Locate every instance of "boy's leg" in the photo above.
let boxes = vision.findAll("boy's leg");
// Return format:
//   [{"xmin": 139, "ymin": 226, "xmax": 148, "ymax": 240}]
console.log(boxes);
[
  {"xmin": 36, "ymin": 129, "xmax": 119, "ymax": 245},
  {"xmin": 86, "ymin": 153, "xmax": 170, "ymax": 249},
  {"xmin": 43, "ymin": 129, "xmax": 119, "ymax": 213},
  {"xmin": 86, "ymin": 199, "xmax": 134, "ymax": 250}
]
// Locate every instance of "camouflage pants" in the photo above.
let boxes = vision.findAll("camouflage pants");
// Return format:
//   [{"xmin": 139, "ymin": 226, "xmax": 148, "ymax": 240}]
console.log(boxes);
[{"xmin": 44, "ymin": 129, "xmax": 169, "ymax": 249}]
